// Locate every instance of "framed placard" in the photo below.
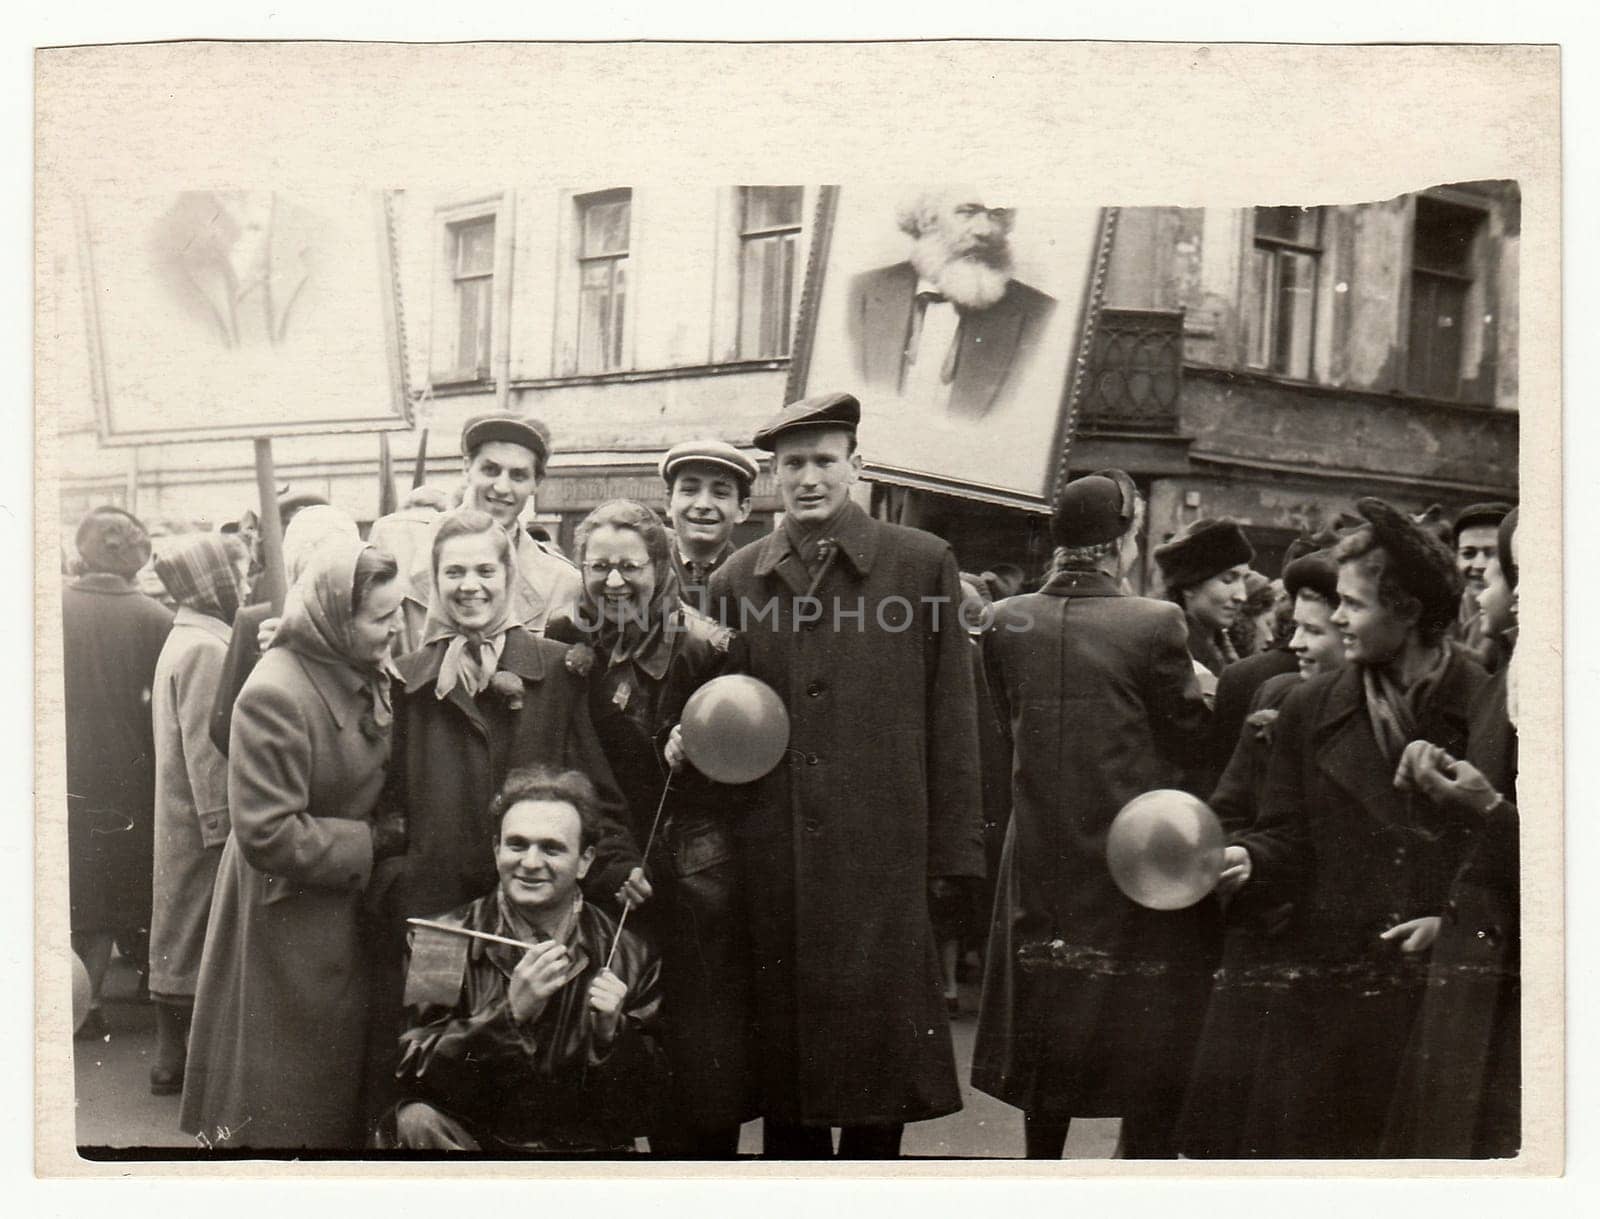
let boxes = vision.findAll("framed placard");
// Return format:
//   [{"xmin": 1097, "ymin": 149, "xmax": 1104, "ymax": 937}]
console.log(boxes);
[
  {"xmin": 788, "ymin": 186, "xmax": 1113, "ymax": 510},
  {"xmin": 76, "ymin": 188, "xmax": 410, "ymax": 445}
]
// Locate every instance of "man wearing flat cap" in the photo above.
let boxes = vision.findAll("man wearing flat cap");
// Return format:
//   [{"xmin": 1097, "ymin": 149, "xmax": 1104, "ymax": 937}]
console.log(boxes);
[
  {"xmin": 972, "ymin": 471, "xmax": 1214, "ymax": 1159},
  {"xmin": 659, "ymin": 439, "xmax": 758, "ymax": 614},
  {"xmin": 707, "ymin": 391, "xmax": 984, "ymax": 1158},
  {"xmin": 1451, "ymin": 501, "xmax": 1513, "ymax": 670},
  {"xmin": 1211, "ymin": 497, "xmax": 1487, "ymax": 1157},
  {"xmin": 381, "ymin": 413, "xmax": 582, "ymax": 653}
]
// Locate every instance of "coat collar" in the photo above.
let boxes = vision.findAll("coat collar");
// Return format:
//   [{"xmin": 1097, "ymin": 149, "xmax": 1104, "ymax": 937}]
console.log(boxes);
[
  {"xmin": 68, "ymin": 572, "xmax": 142, "ymax": 595},
  {"xmin": 1037, "ymin": 568, "xmax": 1125, "ymax": 599},
  {"xmin": 173, "ymin": 604, "xmax": 233, "ymax": 644},
  {"xmin": 753, "ymin": 500, "xmax": 878, "ymax": 582},
  {"xmin": 290, "ymin": 651, "xmax": 368, "ymax": 729},
  {"xmin": 397, "ymin": 624, "xmax": 548, "ymax": 696}
]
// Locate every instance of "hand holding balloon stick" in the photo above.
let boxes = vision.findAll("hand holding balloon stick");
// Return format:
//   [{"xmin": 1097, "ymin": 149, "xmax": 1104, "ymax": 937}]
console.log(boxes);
[
  {"xmin": 605, "ymin": 674, "xmax": 791, "ymax": 970},
  {"xmin": 1105, "ymin": 789, "xmax": 1229, "ymax": 910}
]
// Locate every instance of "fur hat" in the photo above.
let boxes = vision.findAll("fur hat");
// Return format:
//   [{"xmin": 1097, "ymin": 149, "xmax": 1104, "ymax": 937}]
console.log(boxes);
[
  {"xmin": 1352, "ymin": 496, "xmax": 1463, "ymax": 637},
  {"xmin": 1153, "ymin": 517, "xmax": 1255, "ymax": 591}
]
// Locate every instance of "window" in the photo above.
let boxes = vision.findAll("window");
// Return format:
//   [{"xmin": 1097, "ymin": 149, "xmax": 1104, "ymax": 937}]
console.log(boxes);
[
  {"xmin": 1246, "ymin": 207, "xmax": 1320, "ymax": 379},
  {"xmin": 737, "ymin": 186, "xmax": 804, "ymax": 358},
  {"xmin": 447, "ymin": 215, "xmax": 496, "ymax": 379},
  {"xmin": 1407, "ymin": 196, "xmax": 1485, "ymax": 400},
  {"xmin": 575, "ymin": 190, "xmax": 631, "ymax": 373}
]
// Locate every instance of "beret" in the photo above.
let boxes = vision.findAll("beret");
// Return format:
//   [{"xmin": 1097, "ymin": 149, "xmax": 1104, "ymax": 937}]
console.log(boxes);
[
  {"xmin": 1051, "ymin": 472, "xmax": 1135, "ymax": 547},
  {"xmin": 1283, "ymin": 548, "xmax": 1339, "ymax": 603},
  {"xmin": 659, "ymin": 439, "xmax": 759, "ymax": 489},
  {"xmin": 1153, "ymin": 517, "xmax": 1255, "ymax": 591},
  {"xmin": 75, "ymin": 506, "xmax": 152, "ymax": 579},
  {"xmin": 1282, "ymin": 529, "xmax": 1341, "ymax": 568},
  {"xmin": 1498, "ymin": 506, "xmax": 1519, "ymax": 590},
  {"xmin": 752, "ymin": 391, "xmax": 860, "ymax": 451},
  {"xmin": 461, "ymin": 413, "xmax": 552, "ymax": 466},
  {"xmin": 276, "ymin": 490, "xmax": 330, "ymax": 525},
  {"xmin": 1452, "ymin": 500, "xmax": 1513, "ymax": 542},
  {"xmin": 1354, "ymin": 496, "xmax": 1463, "ymax": 635}
]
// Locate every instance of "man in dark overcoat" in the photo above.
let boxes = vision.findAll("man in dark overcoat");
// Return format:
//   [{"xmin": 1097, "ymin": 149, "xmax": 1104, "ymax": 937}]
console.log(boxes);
[
  {"xmin": 707, "ymin": 391, "xmax": 984, "ymax": 1158},
  {"xmin": 970, "ymin": 471, "xmax": 1214, "ymax": 1158}
]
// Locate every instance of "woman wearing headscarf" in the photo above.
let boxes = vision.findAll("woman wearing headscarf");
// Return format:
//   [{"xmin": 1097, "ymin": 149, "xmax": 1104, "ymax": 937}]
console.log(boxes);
[
  {"xmin": 546, "ymin": 499, "xmax": 757, "ymax": 1158},
  {"xmin": 1384, "ymin": 507, "xmax": 1521, "ymax": 1157},
  {"xmin": 181, "ymin": 537, "xmax": 407, "ymax": 1149},
  {"xmin": 62, "ymin": 506, "xmax": 173, "ymax": 1038},
  {"xmin": 207, "ymin": 504, "xmax": 362, "ymax": 755},
  {"xmin": 1206, "ymin": 498, "xmax": 1486, "ymax": 1157},
  {"xmin": 366, "ymin": 509, "xmax": 639, "ymax": 1129},
  {"xmin": 147, "ymin": 533, "xmax": 249, "ymax": 1096}
]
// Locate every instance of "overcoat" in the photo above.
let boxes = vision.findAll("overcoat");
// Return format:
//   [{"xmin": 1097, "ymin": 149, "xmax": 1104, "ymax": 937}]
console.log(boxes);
[
  {"xmin": 707, "ymin": 503, "xmax": 984, "ymax": 1126},
  {"xmin": 180, "ymin": 646, "xmax": 386, "ymax": 1149},
  {"xmin": 1384, "ymin": 666, "xmax": 1520, "ymax": 1157},
  {"xmin": 149, "ymin": 607, "xmax": 233, "ymax": 998},
  {"xmin": 970, "ymin": 570, "xmax": 1216, "ymax": 1122},
  {"xmin": 548, "ymin": 606, "xmax": 757, "ymax": 1135},
  {"xmin": 1204, "ymin": 651, "xmax": 1486, "ymax": 1158},
  {"xmin": 62, "ymin": 574, "xmax": 173, "ymax": 934}
]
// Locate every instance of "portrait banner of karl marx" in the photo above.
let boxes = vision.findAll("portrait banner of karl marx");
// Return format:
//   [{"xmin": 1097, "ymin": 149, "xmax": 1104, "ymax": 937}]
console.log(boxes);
[{"xmin": 795, "ymin": 185, "xmax": 1107, "ymax": 509}]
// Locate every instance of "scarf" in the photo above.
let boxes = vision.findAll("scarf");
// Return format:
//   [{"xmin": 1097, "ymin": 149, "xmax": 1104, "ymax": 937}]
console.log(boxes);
[
  {"xmin": 281, "ymin": 504, "xmax": 361, "ymax": 584},
  {"xmin": 497, "ymin": 886, "xmax": 583, "ymax": 949},
  {"xmin": 1361, "ymin": 643, "xmax": 1452, "ymax": 768},
  {"xmin": 782, "ymin": 499, "xmax": 852, "ymax": 579},
  {"xmin": 421, "ymin": 529, "xmax": 521, "ymax": 701},
  {"xmin": 153, "ymin": 533, "xmax": 245, "ymax": 625},
  {"xmin": 271, "ymin": 535, "xmax": 398, "ymax": 728}
]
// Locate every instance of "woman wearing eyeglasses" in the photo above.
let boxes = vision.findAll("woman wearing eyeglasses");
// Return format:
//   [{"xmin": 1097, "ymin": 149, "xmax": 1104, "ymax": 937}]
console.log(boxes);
[
  {"xmin": 364, "ymin": 508, "xmax": 641, "ymax": 1135},
  {"xmin": 547, "ymin": 499, "xmax": 757, "ymax": 1159}
]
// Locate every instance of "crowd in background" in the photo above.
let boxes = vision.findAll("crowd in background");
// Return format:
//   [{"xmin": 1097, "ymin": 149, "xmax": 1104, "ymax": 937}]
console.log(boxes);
[{"xmin": 62, "ymin": 394, "xmax": 1520, "ymax": 1160}]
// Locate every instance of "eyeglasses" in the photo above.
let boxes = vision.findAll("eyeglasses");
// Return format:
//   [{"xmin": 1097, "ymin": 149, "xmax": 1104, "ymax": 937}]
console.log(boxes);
[{"xmin": 582, "ymin": 560, "xmax": 650, "ymax": 579}]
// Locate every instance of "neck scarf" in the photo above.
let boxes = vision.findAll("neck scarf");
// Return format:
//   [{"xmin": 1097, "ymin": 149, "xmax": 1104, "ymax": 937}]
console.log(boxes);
[
  {"xmin": 498, "ymin": 885, "xmax": 583, "ymax": 947},
  {"xmin": 1361, "ymin": 642, "xmax": 1452, "ymax": 767},
  {"xmin": 421, "ymin": 528, "xmax": 520, "ymax": 700},
  {"xmin": 153, "ymin": 534, "xmax": 245, "ymax": 625},
  {"xmin": 783, "ymin": 499, "xmax": 852, "ymax": 579},
  {"xmin": 271, "ymin": 535, "xmax": 398, "ymax": 727}
]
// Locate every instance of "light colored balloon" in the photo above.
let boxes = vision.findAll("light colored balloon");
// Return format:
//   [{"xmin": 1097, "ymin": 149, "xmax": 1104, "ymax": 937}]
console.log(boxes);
[
  {"xmin": 680, "ymin": 674, "xmax": 791, "ymax": 784},
  {"xmin": 1105, "ymin": 789, "xmax": 1226, "ymax": 910}
]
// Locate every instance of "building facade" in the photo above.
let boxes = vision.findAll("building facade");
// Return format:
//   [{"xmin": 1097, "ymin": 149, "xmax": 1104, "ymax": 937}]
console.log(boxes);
[{"xmin": 55, "ymin": 182, "xmax": 1519, "ymax": 578}]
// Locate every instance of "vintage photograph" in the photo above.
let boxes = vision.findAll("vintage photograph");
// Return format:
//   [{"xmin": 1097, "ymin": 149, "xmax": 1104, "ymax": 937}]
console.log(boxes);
[{"xmin": 30, "ymin": 41, "xmax": 1559, "ymax": 1182}]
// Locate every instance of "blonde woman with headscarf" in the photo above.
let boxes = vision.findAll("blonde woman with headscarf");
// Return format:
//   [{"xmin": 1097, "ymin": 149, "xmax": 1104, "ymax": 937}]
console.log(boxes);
[
  {"xmin": 207, "ymin": 504, "xmax": 361, "ymax": 755},
  {"xmin": 181, "ymin": 536, "xmax": 406, "ymax": 1150}
]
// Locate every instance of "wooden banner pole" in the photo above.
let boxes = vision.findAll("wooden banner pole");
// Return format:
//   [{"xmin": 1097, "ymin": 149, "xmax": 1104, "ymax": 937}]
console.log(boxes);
[{"xmin": 253, "ymin": 437, "xmax": 288, "ymax": 614}]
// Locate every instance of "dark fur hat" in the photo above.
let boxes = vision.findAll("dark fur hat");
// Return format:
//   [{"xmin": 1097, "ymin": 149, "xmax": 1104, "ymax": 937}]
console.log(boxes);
[
  {"xmin": 1153, "ymin": 517, "xmax": 1255, "ymax": 591},
  {"xmin": 1351, "ymin": 496, "xmax": 1463, "ymax": 636}
]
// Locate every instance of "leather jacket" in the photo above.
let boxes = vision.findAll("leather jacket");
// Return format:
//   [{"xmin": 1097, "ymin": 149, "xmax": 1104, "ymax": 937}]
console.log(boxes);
[{"xmin": 394, "ymin": 892, "xmax": 665, "ymax": 1152}]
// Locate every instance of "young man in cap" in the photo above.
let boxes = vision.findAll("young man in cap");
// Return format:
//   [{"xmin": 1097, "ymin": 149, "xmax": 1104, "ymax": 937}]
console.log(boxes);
[
  {"xmin": 971, "ymin": 471, "xmax": 1214, "ymax": 1159},
  {"xmin": 706, "ymin": 391, "xmax": 984, "ymax": 1158},
  {"xmin": 1209, "ymin": 497, "xmax": 1487, "ymax": 1157},
  {"xmin": 383, "ymin": 413, "xmax": 582, "ymax": 653},
  {"xmin": 658, "ymin": 439, "xmax": 758, "ymax": 614},
  {"xmin": 1450, "ymin": 501, "xmax": 1513, "ymax": 670}
]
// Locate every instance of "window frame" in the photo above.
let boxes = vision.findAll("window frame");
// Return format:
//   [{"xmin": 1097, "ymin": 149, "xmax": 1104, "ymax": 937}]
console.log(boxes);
[
  {"xmin": 735, "ymin": 185, "xmax": 805, "ymax": 360},
  {"xmin": 430, "ymin": 194, "xmax": 506, "ymax": 388},
  {"xmin": 1404, "ymin": 193, "xmax": 1490, "ymax": 402},
  {"xmin": 1243, "ymin": 205, "xmax": 1324, "ymax": 382},
  {"xmin": 573, "ymin": 188, "xmax": 633, "ymax": 375}
]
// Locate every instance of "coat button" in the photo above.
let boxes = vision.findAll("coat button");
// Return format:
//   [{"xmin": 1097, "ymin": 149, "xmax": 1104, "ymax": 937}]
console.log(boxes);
[
  {"xmin": 807, "ymin": 753, "xmax": 821, "ymax": 765},
  {"xmin": 807, "ymin": 682, "xmax": 824, "ymax": 697},
  {"xmin": 804, "ymin": 819, "xmax": 821, "ymax": 834}
]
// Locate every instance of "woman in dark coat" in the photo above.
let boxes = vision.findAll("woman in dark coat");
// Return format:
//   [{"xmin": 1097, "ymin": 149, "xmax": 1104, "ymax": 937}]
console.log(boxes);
[
  {"xmin": 63, "ymin": 507, "xmax": 173, "ymax": 1035},
  {"xmin": 1153, "ymin": 517, "xmax": 1255, "ymax": 682},
  {"xmin": 181, "ymin": 538, "xmax": 407, "ymax": 1149},
  {"xmin": 1384, "ymin": 507, "xmax": 1521, "ymax": 1157},
  {"xmin": 548, "ymin": 498, "xmax": 756, "ymax": 1158},
  {"xmin": 1208, "ymin": 499, "xmax": 1486, "ymax": 1158},
  {"xmin": 972, "ymin": 472, "xmax": 1214, "ymax": 1158},
  {"xmin": 367, "ymin": 509, "xmax": 639, "ymax": 1125}
]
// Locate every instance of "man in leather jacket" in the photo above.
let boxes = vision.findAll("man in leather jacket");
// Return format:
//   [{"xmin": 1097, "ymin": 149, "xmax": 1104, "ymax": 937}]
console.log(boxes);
[{"xmin": 391, "ymin": 766, "xmax": 665, "ymax": 1153}]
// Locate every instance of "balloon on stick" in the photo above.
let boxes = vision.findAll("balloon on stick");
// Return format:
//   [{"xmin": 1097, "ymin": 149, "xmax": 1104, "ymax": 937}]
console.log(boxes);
[
  {"xmin": 680, "ymin": 674, "xmax": 791, "ymax": 783},
  {"xmin": 1105, "ymin": 789, "xmax": 1226, "ymax": 910}
]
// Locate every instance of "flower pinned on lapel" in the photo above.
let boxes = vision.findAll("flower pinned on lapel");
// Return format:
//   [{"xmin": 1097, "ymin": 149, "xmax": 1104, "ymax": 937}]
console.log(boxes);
[
  {"xmin": 564, "ymin": 643, "xmax": 596, "ymax": 678},
  {"xmin": 1244, "ymin": 708, "xmax": 1281, "ymax": 748},
  {"xmin": 358, "ymin": 707, "xmax": 386, "ymax": 743},
  {"xmin": 489, "ymin": 671, "xmax": 526, "ymax": 712}
]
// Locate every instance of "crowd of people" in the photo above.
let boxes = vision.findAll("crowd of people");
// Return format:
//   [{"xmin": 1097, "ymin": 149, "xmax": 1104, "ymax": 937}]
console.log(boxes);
[{"xmin": 62, "ymin": 390, "xmax": 1520, "ymax": 1159}]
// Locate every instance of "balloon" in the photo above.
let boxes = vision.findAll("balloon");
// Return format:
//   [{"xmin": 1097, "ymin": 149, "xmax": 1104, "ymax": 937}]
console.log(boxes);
[
  {"xmin": 71, "ymin": 951, "xmax": 91, "ymax": 1034},
  {"xmin": 680, "ymin": 674, "xmax": 791, "ymax": 784},
  {"xmin": 1105, "ymin": 789, "xmax": 1226, "ymax": 910}
]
